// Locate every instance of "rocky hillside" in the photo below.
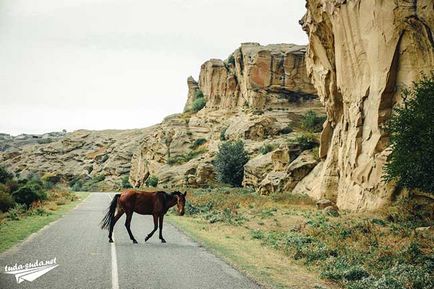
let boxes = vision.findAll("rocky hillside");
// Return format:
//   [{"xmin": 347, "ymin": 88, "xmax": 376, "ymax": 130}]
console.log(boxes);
[
  {"xmin": 0, "ymin": 129, "xmax": 151, "ymax": 189},
  {"xmin": 299, "ymin": 0, "xmax": 434, "ymax": 210},
  {"xmin": 129, "ymin": 43, "xmax": 325, "ymax": 195}
]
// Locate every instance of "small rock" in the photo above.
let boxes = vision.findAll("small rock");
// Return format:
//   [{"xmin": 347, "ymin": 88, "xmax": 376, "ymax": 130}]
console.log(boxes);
[{"xmin": 316, "ymin": 199, "xmax": 335, "ymax": 209}]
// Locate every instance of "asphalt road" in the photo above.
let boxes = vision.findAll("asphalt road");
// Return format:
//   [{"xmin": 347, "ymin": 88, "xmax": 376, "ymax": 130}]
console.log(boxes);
[{"xmin": 0, "ymin": 193, "xmax": 260, "ymax": 289}]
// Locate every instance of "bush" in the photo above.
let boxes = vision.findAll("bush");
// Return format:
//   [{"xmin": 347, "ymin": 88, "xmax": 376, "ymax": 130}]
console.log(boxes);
[
  {"xmin": 348, "ymin": 263, "xmax": 433, "ymax": 289},
  {"xmin": 7, "ymin": 203, "xmax": 26, "ymax": 220},
  {"xmin": 214, "ymin": 140, "xmax": 249, "ymax": 187},
  {"xmin": 195, "ymin": 90, "xmax": 204, "ymax": 99},
  {"xmin": 385, "ymin": 74, "xmax": 434, "ymax": 193},
  {"xmin": 0, "ymin": 188, "xmax": 15, "ymax": 212},
  {"xmin": 220, "ymin": 127, "xmax": 228, "ymax": 141},
  {"xmin": 192, "ymin": 97, "xmax": 206, "ymax": 112},
  {"xmin": 70, "ymin": 179, "xmax": 83, "ymax": 192},
  {"xmin": 227, "ymin": 54, "xmax": 235, "ymax": 66},
  {"xmin": 320, "ymin": 257, "xmax": 370, "ymax": 282},
  {"xmin": 145, "ymin": 175, "xmax": 158, "ymax": 187},
  {"xmin": 121, "ymin": 175, "xmax": 132, "ymax": 189},
  {"xmin": 259, "ymin": 144, "xmax": 274, "ymax": 155},
  {"xmin": 0, "ymin": 166, "xmax": 13, "ymax": 184},
  {"xmin": 293, "ymin": 133, "xmax": 319, "ymax": 151},
  {"xmin": 279, "ymin": 126, "xmax": 293, "ymax": 135},
  {"xmin": 301, "ymin": 110, "xmax": 326, "ymax": 132},
  {"xmin": 12, "ymin": 184, "xmax": 47, "ymax": 207},
  {"xmin": 191, "ymin": 138, "xmax": 207, "ymax": 149}
]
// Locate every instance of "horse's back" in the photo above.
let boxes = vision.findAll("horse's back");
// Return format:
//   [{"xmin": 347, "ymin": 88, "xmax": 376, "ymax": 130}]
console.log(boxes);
[{"xmin": 119, "ymin": 189, "xmax": 164, "ymax": 215}]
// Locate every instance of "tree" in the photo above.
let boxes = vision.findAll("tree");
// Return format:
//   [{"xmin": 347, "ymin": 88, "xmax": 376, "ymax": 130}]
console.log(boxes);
[
  {"xmin": 214, "ymin": 140, "xmax": 249, "ymax": 187},
  {"xmin": 384, "ymin": 74, "xmax": 434, "ymax": 193}
]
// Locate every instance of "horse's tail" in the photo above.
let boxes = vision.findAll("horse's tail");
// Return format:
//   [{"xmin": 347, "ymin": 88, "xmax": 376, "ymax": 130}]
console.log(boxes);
[{"xmin": 100, "ymin": 194, "xmax": 120, "ymax": 230}]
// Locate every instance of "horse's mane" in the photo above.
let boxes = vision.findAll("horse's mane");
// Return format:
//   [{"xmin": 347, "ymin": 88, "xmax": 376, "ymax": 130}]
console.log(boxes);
[{"xmin": 169, "ymin": 191, "xmax": 183, "ymax": 197}]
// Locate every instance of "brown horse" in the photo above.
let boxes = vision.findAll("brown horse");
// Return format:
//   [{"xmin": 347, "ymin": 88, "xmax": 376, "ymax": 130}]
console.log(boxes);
[{"xmin": 100, "ymin": 189, "xmax": 186, "ymax": 244}]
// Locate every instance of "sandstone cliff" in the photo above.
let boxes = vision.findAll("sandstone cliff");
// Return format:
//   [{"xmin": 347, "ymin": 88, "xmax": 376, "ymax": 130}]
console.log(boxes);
[
  {"xmin": 300, "ymin": 0, "xmax": 434, "ymax": 210},
  {"xmin": 130, "ymin": 43, "xmax": 324, "ymax": 193},
  {"xmin": 184, "ymin": 43, "xmax": 317, "ymax": 111}
]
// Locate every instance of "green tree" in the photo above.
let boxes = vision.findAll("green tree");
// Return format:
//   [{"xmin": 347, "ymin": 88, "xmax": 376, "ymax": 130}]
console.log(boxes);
[
  {"xmin": 385, "ymin": 74, "xmax": 434, "ymax": 193},
  {"xmin": 214, "ymin": 140, "xmax": 249, "ymax": 187}
]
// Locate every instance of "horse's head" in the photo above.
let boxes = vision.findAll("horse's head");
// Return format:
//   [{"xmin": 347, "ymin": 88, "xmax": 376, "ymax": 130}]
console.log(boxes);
[{"xmin": 173, "ymin": 191, "xmax": 187, "ymax": 216}]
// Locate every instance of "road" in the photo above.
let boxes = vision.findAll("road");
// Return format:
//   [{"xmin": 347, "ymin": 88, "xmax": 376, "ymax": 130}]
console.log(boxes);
[{"xmin": 0, "ymin": 193, "xmax": 261, "ymax": 289}]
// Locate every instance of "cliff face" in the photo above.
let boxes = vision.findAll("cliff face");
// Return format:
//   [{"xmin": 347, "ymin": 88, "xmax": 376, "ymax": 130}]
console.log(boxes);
[
  {"xmin": 301, "ymin": 0, "xmax": 434, "ymax": 210},
  {"xmin": 130, "ymin": 43, "xmax": 324, "ymax": 191},
  {"xmin": 185, "ymin": 43, "xmax": 317, "ymax": 112}
]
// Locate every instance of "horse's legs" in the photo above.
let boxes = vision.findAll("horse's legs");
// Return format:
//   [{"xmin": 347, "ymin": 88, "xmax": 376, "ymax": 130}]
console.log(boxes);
[
  {"xmin": 108, "ymin": 209, "xmax": 124, "ymax": 243},
  {"xmin": 145, "ymin": 214, "xmax": 158, "ymax": 242},
  {"xmin": 124, "ymin": 212, "xmax": 138, "ymax": 244},
  {"xmin": 159, "ymin": 215, "xmax": 166, "ymax": 243}
]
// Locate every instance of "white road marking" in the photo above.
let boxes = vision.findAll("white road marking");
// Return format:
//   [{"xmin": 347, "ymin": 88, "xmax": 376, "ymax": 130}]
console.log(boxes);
[{"xmin": 107, "ymin": 194, "xmax": 119, "ymax": 289}]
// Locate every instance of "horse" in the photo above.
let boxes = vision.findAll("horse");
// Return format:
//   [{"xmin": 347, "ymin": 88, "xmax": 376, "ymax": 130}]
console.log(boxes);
[{"xmin": 100, "ymin": 189, "xmax": 187, "ymax": 244}]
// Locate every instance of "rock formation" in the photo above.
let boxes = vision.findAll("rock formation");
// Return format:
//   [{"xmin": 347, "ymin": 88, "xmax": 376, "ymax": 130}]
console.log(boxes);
[
  {"xmin": 0, "ymin": 129, "xmax": 149, "ymax": 188},
  {"xmin": 129, "ymin": 43, "xmax": 324, "ymax": 190},
  {"xmin": 186, "ymin": 43, "xmax": 318, "ymax": 111},
  {"xmin": 301, "ymin": 0, "xmax": 434, "ymax": 210}
]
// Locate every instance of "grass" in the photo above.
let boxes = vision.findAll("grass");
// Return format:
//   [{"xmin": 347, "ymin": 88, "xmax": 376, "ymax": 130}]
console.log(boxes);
[
  {"xmin": 169, "ymin": 216, "xmax": 339, "ymax": 289},
  {"xmin": 0, "ymin": 191, "xmax": 89, "ymax": 253},
  {"xmin": 168, "ymin": 188, "xmax": 434, "ymax": 289}
]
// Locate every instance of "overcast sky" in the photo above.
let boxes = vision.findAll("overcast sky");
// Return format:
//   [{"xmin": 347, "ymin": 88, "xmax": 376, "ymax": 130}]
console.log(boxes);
[{"xmin": 0, "ymin": 0, "xmax": 308, "ymax": 135}]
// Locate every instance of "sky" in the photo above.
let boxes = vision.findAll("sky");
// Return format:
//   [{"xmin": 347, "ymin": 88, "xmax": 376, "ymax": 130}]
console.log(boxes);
[{"xmin": 0, "ymin": 0, "xmax": 308, "ymax": 135}]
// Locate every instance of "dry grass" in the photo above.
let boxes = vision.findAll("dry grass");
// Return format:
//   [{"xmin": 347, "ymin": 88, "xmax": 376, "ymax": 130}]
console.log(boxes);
[{"xmin": 170, "ymin": 188, "xmax": 434, "ymax": 289}]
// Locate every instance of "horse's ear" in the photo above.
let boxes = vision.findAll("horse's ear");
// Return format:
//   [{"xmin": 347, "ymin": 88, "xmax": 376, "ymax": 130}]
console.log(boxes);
[{"xmin": 183, "ymin": 192, "xmax": 187, "ymax": 196}]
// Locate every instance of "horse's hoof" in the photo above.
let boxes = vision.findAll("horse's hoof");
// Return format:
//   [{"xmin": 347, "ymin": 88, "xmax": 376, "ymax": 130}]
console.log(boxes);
[
  {"xmin": 161, "ymin": 239, "xmax": 166, "ymax": 243},
  {"xmin": 109, "ymin": 239, "xmax": 113, "ymax": 243},
  {"xmin": 133, "ymin": 240, "xmax": 138, "ymax": 244}
]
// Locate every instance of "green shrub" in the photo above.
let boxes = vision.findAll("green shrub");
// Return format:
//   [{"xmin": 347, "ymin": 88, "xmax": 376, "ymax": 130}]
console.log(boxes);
[
  {"xmin": 0, "ymin": 188, "xmax": 15, "ymax": 212},
  {"xmin": 93, "ymin": 174, "xmax": 105, "ymax": 182},
  {"xmin": 7, "ymin": 203, "xmax": 26, "ymax": 220},
  {"xmin": 214, "ymin": 140, "xmax": 249, "ymax": 187},
  {"xmin": 195, "ymin": 90, "xmax": 204, "ymax": 99},
  {"xmin": 192, "ymin": 97, "xmax": 206, "ymax": 112},
  {"xmin": 191, "ymin": 138, "xmax": 207, "ymax": 149},
  {"xmin": 348, "ymin": 263, "xmax": 433, "ymax": 289},
  {"xmin": 293, "ymin": 133, "xmax": 319, "ymax": 151},
  {"xmin": 220, "ymin": 127, "xmax": 228, "ymax": 141},
  {"xmin": 0, "ymin": 166, "xmax": 13, "ymax": 184},
  {"xmin": 121, "ymin": 175, "xmax": 132, "ymax": 189},
  {"xmin": 145, "ymin": 175, "xmax": 159, "ymax": 187},
  {"xmin": 321, "ymin": 258, "xmax": 370, "ymax": 282},
  {"xmin": 70, "ymin": 179, "xmax": 83, "ymax": 192},
  {"xmin": 301, "ymin": 110, "xmax": 326, "ymax": 132},
  {"xmin": 167, "ymin": 148, "xmax": 206, "ymax": 166},
  {"xmin": 227, "ymin": 54, "xmax": 235, "ymax": 66},
  {"xmin": 384, "ymin": 73, "xmax": 434, "ymax": 193},
  {"xmin": 250, "ymin": 229, "xmax": 265, "ymax": 240},
  {"xmin": 279, "ymin": 126, "xmax": 293, "ymax": 135},
  {"xmin": 12, "ymin": 184, "xmax": 47, "ymax": 207},
  {"xmin": 259, "ymin": 144, "xmax": 274, "ymax": 155}
]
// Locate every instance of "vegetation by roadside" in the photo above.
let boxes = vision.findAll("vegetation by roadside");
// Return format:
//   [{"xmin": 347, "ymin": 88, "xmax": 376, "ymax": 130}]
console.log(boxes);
[
  {"xmin": 0, "ymin": 166, "xmax": 90, "ymax": 253},
  {"xmin": 0, "ymin": 190, "xmax": 88, "ymax": 253},
  {"xmin": 168, "ymin": 188, "xmax": 433, "ymax": 289}
]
